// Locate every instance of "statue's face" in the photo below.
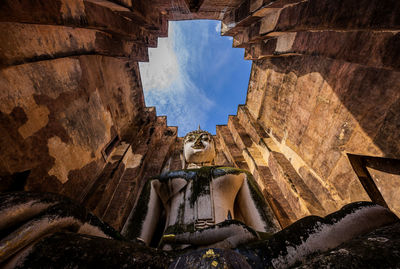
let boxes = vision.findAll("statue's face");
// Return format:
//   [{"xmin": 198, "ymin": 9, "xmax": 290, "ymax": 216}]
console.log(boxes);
[{"xmin": 183, "ymin": 131, "xmax": 215, "ymax": 165}]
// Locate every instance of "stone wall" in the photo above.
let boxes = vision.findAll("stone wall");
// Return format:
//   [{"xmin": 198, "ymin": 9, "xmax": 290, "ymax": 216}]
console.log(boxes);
[
  {"xmin": 215, "ymin": 0, "xmax": 400, "ymax": 225},
  {"xmin": 0, "ymin": 0, "xmax": 177, "ymax": 229},
  {"xmin": 0, "ymin": 0, "xmax": 399, "ymax": 230}
]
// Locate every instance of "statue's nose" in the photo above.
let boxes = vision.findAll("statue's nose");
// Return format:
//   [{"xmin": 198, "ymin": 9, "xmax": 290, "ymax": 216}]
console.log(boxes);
[{"xmin": 193, "ymin": 137, "xmax": 204, "ymax": 148}]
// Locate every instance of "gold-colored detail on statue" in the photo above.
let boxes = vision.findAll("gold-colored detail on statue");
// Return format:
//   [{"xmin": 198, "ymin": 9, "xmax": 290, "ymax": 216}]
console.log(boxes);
[
  {"xmin": 161, "ymin": 234, "xmax": 176, "ymax": 243},
  {"xmin": 203, "ymin": 249, "xmax": 217, "ymax": 258}
]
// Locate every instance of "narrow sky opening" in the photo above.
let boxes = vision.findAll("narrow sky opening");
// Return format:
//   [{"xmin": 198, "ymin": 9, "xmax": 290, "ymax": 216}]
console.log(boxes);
[{"xmin": 139, "ymin": 20, "xmax": 252, "ymax": 137}]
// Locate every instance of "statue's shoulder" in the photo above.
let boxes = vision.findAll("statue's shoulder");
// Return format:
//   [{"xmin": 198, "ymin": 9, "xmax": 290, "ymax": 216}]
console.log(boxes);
[
  {"xmin": 152, "ymin": 169, "xmax": 198, "ymax": 183},
  {"xmin": 152, "ymin": 166, "xmax": 250, "ymax": 182},
  {"xmin": 211, "ymin": 166, "xmax": 251, "ymax": 178}
]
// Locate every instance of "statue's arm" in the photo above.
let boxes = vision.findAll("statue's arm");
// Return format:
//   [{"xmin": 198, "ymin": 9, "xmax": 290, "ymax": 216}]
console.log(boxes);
[
  {"xmin": 122, "ymin": 179, "xmax": 162, "ymax": 245},
  {"xmin": 236, "ymin": 173, "xmax": 280, "ymax": 233}
]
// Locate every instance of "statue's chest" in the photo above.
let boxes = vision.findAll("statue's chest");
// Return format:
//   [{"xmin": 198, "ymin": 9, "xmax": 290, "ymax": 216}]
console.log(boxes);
[
  {"xmin": 167, "ymin": 173, "xmax": 243, "ymax": 228},
  {"xmin": 191, "ymin": 175, "xmax": 214, "ymax": 228}
]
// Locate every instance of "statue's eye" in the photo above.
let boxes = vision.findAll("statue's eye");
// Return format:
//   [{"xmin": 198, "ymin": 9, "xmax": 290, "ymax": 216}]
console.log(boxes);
[
  {"xmin": 202, "ymin": 135, "xmax": 209, "ymax": 141},
  {"xmin": 187, "ymin": 136, "xmax": 195, "ymax": 142}
]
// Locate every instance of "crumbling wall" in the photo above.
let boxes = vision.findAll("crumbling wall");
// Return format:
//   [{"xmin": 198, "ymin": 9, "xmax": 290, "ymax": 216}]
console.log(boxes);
[
  {"xmin": 0, "ymin": 0, "xmax": 173, "ymax": 229},
  {"xmin": 215, "ymin": 0, "xmax": 400, "ymax": 225}
]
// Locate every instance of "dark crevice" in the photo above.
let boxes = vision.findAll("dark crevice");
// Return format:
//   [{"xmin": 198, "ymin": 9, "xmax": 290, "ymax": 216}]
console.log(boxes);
[{"xmin": 0, "ymin": 170, "xmax": 30, "ymax": 192}]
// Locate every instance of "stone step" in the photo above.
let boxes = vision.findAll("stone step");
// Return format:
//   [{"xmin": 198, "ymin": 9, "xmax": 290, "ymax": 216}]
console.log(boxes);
[
  {"xmin": 235, "ymin": 106, "xmax": 326, "ymax": 219},
  {"xmin": 214, "ymin": 136, "xmax": 233, "ymax": 167},
  {"xmin": 243, "ymin": 30, "xmax": 400, "ymax": 71},
  {"xmin": 243, "ymin": 145, "xmax": 296, "ymax": 227},
  {"xmin": 0, "ymin": 0, "xmax": 159, "ymax": 46},
  {"xmin": 227, "ymin": 115, "xmax": 253, "ymax": 149},
  {"xmin": 230, "ymin": 0, "xmax": 400, "ymax": 57},
  {"xmin": 0, "ymin": 22, "xmax": 150, "ymax": 66},
  {"xmin": 227, "ymin": 113, "xmax": 297, "ymax": 225},
  {"xmin": 102, "ymin": 143, "xmax": 147, "ymax": 229},
  {"xmin": 82, "ymin": 141, "xmax": 130, "ymax": 216},
  {"xmin": 161, "ymin": 137, "xmax": 184, "ymax": 173},
  {"xmin": 259, "ymin": 0, "xmax": 400, "ymax": 36},
  {"xmin": 135, "ymin": 118, "xmax": 178, "ymax": 191},
  {"xmin": 216, "ymin": 125, "xmax": 249, "ymax": 170},
  {"xmin": 222, "ymin": 0, "xmax": 305, "ymax": 36},
  {"xmin": 98, "ymin": 115, "xmax": 178, "ymax": 229}
]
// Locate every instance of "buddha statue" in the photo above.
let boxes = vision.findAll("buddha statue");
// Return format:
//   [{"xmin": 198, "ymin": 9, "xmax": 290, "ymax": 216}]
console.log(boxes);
[
  {"xmin": 0, "ymin": 128, "xmax": 398, "ymax": 268},
  {"xmin": 122, "ymin": 127, "xmax": 280, "ymax": 249}
]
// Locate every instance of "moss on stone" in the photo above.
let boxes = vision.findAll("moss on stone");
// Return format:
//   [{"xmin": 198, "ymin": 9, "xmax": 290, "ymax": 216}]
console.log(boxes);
[
  {"xmin": 156, "ymin": 166, "xmax": 219, "ymax": 206},
  {"xmin": 213, "ymin": 166, "xmax": 247, "ymax": 177},
  {"xmin": 245, "ymin": 172, "xmax": 279, "ymax": 232},
  {"xmin": 164, "ymin": 223, "xmax": 196, "ymax": 235},
  {"xmin": 190, "ymin": 166, "xmax": 214, "ymax": 206},
  {"xmin": 177, "ymin": 202, "xmax": 185, "ymax": 223},
  {"xmin": 154, "ymin": 166, "xmax": 277, "ymax": 230},
  {"xmin": 156, "ymin": 169, "xmax": 197, "ymax": 182},
  {"xmin": 124, "ymin": 179, "xmax": 152, "ymax": 240}
]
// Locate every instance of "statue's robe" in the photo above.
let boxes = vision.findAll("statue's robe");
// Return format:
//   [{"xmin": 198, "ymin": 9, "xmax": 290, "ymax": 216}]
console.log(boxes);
[{"xmin": 122, "ymin": 166, "xmax": 280, "ymax": 248}]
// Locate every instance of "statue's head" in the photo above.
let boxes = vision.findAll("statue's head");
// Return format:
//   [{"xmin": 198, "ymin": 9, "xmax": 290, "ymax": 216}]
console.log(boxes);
[{"xmin": 183, "ymin": 127, "xmax": 216, "ymax": 167}]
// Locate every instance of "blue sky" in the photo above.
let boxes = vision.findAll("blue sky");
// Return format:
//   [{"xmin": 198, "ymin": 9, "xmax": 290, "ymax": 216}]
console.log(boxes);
[{"xmin": 139, "ymin": 20, "xmax": 251, "ymax": 137}]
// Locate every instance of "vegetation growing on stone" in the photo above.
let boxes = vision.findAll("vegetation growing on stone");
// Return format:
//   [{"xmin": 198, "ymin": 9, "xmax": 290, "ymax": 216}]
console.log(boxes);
[
  {"xmin": 124, "ymin": 179, "xmax": 152, "ymax": 240},
  {"xmin": 189, "ymin": 166, "xmax": 214, "ymax": 206},
  {"xmin": 157, "ymin": 166, "xmax": 221, "ymax": 206},
  {"xmin": 164, "ymin": 223, "xmax": 196, "ymax": 235},
  {"xmin": 244, "ymin": 171, "xmax": 279, "ymax": 232},
  {"xmin": 155, "ymin": 166, "xmax": 278, "ymax": 231}
]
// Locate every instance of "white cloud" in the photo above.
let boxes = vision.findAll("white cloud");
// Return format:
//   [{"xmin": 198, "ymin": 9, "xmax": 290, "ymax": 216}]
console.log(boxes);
[
  {"xmin": 139, "ymin": 38, "xmax": 179, "ymax": 91},
  {"xmin": 139, "ymin": 22, "xmax": 214, "ymax": 136},
  {"xmin": 215, "ymin": 21, "xmax": 221, "ymax": 34}
]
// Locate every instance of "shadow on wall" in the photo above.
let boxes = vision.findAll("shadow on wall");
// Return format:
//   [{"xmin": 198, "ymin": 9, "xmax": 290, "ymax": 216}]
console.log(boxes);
[
  {"xmin": 254, "ymin": 55, "xmax": 400, "ymax": 159},
  {"xmin": 242, "ymin": 54, "xmax": 400, "ymax": 212}
]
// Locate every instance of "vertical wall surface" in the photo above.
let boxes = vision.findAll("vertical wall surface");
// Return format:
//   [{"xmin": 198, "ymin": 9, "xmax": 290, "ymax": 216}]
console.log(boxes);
[
  {"xmin": 0, "ymin": 0, "xmax": 399, "ymax": 230},
  {"xmin": 216, "ymin": 0, "xmax": 400, "ymax": 224}
]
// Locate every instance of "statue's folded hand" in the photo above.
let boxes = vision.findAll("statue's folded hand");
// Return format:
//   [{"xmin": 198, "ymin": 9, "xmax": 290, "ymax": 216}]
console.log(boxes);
[{"xmin": 161, "ymin": 220, "xmax": 260, "ymax": 249}]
